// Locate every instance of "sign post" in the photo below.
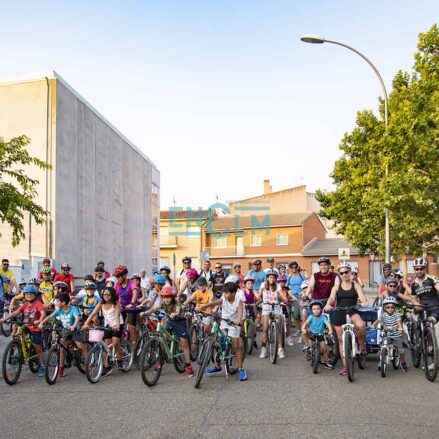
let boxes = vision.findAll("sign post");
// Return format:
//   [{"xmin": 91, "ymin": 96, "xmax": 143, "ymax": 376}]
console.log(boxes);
[
  {"xmin": 173, "ymin": 253, "xmax": 176, "ymax": 282},
  {"xmin": 338, "ymin": 248, "xmax": 350, "ymax": 260}
]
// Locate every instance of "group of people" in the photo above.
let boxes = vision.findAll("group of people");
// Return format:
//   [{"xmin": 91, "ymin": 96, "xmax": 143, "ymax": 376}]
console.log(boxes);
[{"xmin": 1, "ymin": 254, "xmax": 438, "ymax": 382}]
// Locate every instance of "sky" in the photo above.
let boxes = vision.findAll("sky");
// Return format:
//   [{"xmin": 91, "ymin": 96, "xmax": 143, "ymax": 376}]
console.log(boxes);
[{"xmin": 0, "ymin": 1, "xmax": 437, "ymax": 210}]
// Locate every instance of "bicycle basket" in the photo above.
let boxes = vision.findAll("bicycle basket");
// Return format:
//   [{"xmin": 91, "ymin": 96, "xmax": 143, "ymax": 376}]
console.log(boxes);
[{"xmin": 89, "ymin": 329, "xmax": 105, "ymax": 343}]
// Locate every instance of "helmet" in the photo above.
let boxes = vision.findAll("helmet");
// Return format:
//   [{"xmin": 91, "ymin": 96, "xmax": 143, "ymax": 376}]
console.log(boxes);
[
  {"xmin": 309, "ymin": 300, "xmax": 323, "ymax": 309},
  {"xmin": 182, "ymin": 256, "xmax": 192, "ymax": 263},
  {"xmin": 301, "ymin": 279, "xmax": 310, "ymax": 290},
  {"xmin": 392, "ymin": 269, "xmax": 403, "ymax": 279},
  {"xmin": 289, "ymin": 261, "xmax": 299, "ymax": 268},
  {"xmin": 114, "ymin": 265, "xmax": 128, "ymax": 277},
  {"xmin": 337, "ymin": 262, "xmax": 351, "ymax": 272},
  {"xmin": 95, "ymin": 266, "xmax": 104, "ymax": 273},
  {"xmin": 386, "ymin": 278, "xmax": 398, "ymax": 285},
  {"xmin": 43, "ymin": 258, "xmax": 51, "ymax": 264},
  {"xmin": 29, "ymin": 278, "xmax": 41, "ymax": 285},
  {"xmin": 53, "ymin": 281, "xmax": 68, "ymax": 291},
  {"xmin": 318, "ymin": 257, "xmax": 331, "ymax": 265},
  {"xmin": 41, "ymin": 266, "xmax": 51, "ymax": 274},
  {"xmin": 351, "ymin": 267, "xmax": 359, "ymax": 274},
  {"xmin": 413, "ymin": 258, "xmax": 428, "ymax": 268},
  {"xmin": 225, "ymin": 275, "xmax": 239, "ymax": 285},
  {"xmin": 277, "ymin": 264, "xmax": 286, "ymax": 270},
  {"xmin": 23, "ymin": 285, "xmax": 37, "ymax": 295},
  {"xmin": 265, "ymin": 269, "xmax": 278, "ymax": 278},
  {"xmin": 84, "ymin": 274, "xmax": 94, "ymax": 281},
  {"xmin": 160, "ymin": 265, "xmax": 171, "ymax": 273},
  {"xmin": 267, "ymin": 257, "xmax": 275, "ymax": 263},
  {"xmin": 243, "ymin": 275, "xmax": 254, "ymax": 283},
  {"xmin": 277, "ymin": 275, "xmax": 287, "ymax": 282},
  {"xmin": 251, "ymin": 259, "xmax": 262, "ymax": 265},
  {"xmin": 85, "ymin": 283, "xmax": 96, "ymax": 290},
  {"xmin": 152, "ymin": 274, "xmax": 166, "ymax": 285},
  {"xmin": 97, "ymin": 260, "xmax": 105, "ymax": 266},
  {"xmin": 233, "ymin": 263, "xmax": 241, "ymax": 268},
  {"xmin": 106, "ymin": 277, "xmax": 117, "ymax": 285},
  {"xmin": 61, "ymin": 263, "xmax": 71, "ymax": 270},
  {"xmin": 383, "ymin": 296, "xmax": 398, "ymax": 306},
  {"xmin": 383, "ymin": 263, "xmax": 392, "ymax": 270},
  {"xmin": 197, "ymin": 276, "xmax": 207, "ymax": 286},
  {"xmin": 186, "ymin": 268, "xmax": 198, "ymax": 280},
  {"xmin": 131, "ymin": 273, "xmax": 141, "ymax": 280},
  {"xmin": 160, "ymin": 286, "xmax": 176, "ymax": 297},
  {"xmin": 18, "ymin": 279, "xmax": 27, "ymax": 286}
]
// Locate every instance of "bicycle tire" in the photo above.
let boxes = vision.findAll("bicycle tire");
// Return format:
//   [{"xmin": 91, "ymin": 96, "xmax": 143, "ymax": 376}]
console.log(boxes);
[
  {"xmin": 225, "ymin": 334, "xmax": 246, "ymax": 375},
  {"xmin": 45, "ymin": 345, "xmax": 60, "ymax": 385},
  {"xmin": 423, "ymin": 325, "xmax": 438, "ymax": 382},
  {"xmin": 133, "ymin": 336, "xmax": 144, "ymax": 370},
  {"xmin": 380, "ymin": 348, "xmax": 387, "ymax": 378},
  {"xmin": 74, "ymin": 347, "xmax": 86, "ymax": 374},
  {"xmin": 392, "ymin": 350, "xmax": 400, "ymax": 370},
  {"xmin": 140, "ymin": 337, "xmax": 162, "ymax": 387},
  {"xmin": 357, "ymin": 351, "xmax": 367, "ymax": 370},
  {"xmin": 328, "ymin": 328, "xmax": 340, "ymax": 367},
  {"xmin": 2, "ymin": 339, "xmax": 23, "ymax": 385},
  {"xmin": 245, "ymin": 319, "xmax": 255, "ymax": 355},
  {"xmin": 194, "ymin": 338, "xmax": 212, "ymax": 389},
  {"xmin": 189, "ymin": 324, "xmax": 199, "ymax": 362},
  {"xmin": 120, "ymin": 338, "xmax": 133, "ymax": 372},
  {"xmin": 344, "ymin": 332, "xmax": 354, "ymax": 382},
  {"xmin": 280, "ymin": 315, "xmax": 286, "ymax": 350},
  {"xmin": 85, "ymin": 343, "xmax": 104, "ymax": 384},
  {"xmin": 410, "ymin": 324, "xmax": 422, "ymax": 368},
  {"xmin": 269, "ymin": 321, "xmax": 278, "ymax": 364},
  {"xmin": 312, "ymin": 344, "xmax": 320, "ymax": 374},
  {"xmin": 173, "ymin": 340, "xmax": 186, "ymax": 373},
  {"xmin": 1, "ymin": 309, "xmax": 12, "ymax": 337}
]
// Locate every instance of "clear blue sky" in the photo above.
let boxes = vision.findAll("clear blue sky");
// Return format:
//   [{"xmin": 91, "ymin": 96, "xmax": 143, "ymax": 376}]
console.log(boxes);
[{"xmin": 1, "ymin": 1, "xmax": 437, "ymax": 209}]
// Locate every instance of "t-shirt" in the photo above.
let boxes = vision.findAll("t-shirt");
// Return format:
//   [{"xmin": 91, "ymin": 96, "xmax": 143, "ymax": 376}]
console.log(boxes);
[
  {"xmin": 39, "ymin": 280, "xmax": 54, "ymax": 302},
  {"xmin": 76, "ymin": 291, "xmax": 101, "ymax": 316},
  {"xmin": 287, "ymin": 273, "xmax": 306, "ymax": 298},
  {"xmin": 0, "ymin": 274, "xmax": 10, "ymax": 300},
  {"xmin": 161, "ymin": 301, "xmax": 184, "ymax": 320},
  {"xmin": 0, "ymin": 268, "xmax": 15, "ymax": 293},
  {"xmin": 192, "ymin": 289, "xmax": 213, "ymax": 312},
  {"xmin": 115, "ymin": 280, "xmax": 135, "ymax": 308},
  {"xmin": 53, "ymin": 305, "xmax": 81, "ymax": 329},
  {"xmin": 308, "ymin": 314, "xmax": 328, "ymax": 334},
  {"xmin": 312, "ymin": 272, "xmax": 337, "ymax": 300},
  {"xmin": 380, "ymin": 311, "xmax": 402, "ymax": 337},
  {"xmin": 18, "ymin": 301, "xmax": 45, "ymax": 332},
  {"xmin": 147, "ymin": 290, "xmax": 162, "ymax": 308},
  {"xmin": 243, "ymin": 289, "xmax": 256, "ymax": 317},
  {"xmin": 209, "ymin": 272, "xmax": 228, "ymax": 298},
  {"xmin": 263, "ymin": 288, "xmax": 280, "ymax": 304},
  {"xmin": 411, "ymin": 277, "xmax": 439, "ymax": 308},
  {"xmin": 221, "ymin": 294, "xmax": 240, "ymax": 321},
  {"xmin": 248, "ymin": 270, "xmax": 266, "ymax": 292},
  {"xmin": 141, "ymin": 277, "xmax": 151, "ymax": 291},
  {"xmin": 54, "ymin": 273, "xmax": 75, "ymax": 294}
]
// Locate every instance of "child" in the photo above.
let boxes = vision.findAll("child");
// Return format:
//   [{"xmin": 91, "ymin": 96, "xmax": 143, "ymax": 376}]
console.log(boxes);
[
  {"xmin": 183, "ymin": 277, "xmax": 213, "ymax": 333},
  {"xmin": 371, "ymin": 296, "xmax": 408, "ymax": 373},
  {"xmin": 199, "ymin": 281, "xmax": 248, "ymax": 381},
  {"xmin": 75, "ymin": 282, "xmax": 101, "ymax": 325},
  {"xmin": 39, "ymin": 266, "xmax": 55, "ymax": 309},
  {"xmin": 0, "ymin": 285, "xmax": 46, "ymax": 376},
  {"xmin": 301, "ymin": 301, "xmax": 334, "ymax": 369},
  {"xmin": 242, "ymin": 275, "xmax": 257, "ymax": 349},
  {"xmin": 38, "ymin": 292, "xmax": 83, "ymax": 377},
  {"xmin": 144, "ymin": 286, "xmax": 194, "ymax": 376},
  {"xmin": 83, "ymin": 287, "xmax": 124, "ymax": 375}
]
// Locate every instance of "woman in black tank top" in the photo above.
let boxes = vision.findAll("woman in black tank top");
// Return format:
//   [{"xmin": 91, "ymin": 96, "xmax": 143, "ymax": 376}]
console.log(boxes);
[{"xmin": 325, "ymin": 264, "xmax": 368, "ymax": 375}]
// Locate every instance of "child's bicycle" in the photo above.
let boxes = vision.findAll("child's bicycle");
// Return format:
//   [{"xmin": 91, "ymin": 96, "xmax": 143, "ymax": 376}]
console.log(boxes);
[
  {"xmin": 194, "ymin": 312, "xmax": 242, "ymax": 389},
  {"xmin": 84, "ymin": 326, "xmax": 133, "ymax": 383},
  {"xmin": 378, "ymin": 329, "xmax": 401, "ymax": 378},
  {"xmin": 264, "ymin": 302, "xmax": 282, "ymax": 364},
  {"xmin": 139, "ymin": 312, "xmax": 186, "ymax": 387},
  {"xmin": 308, "ymin": 331, "xmax": 334, "ymax": 374},
  {"xmin": 133, "ymin": 306, "xmax": 160, "ymax": 369},
  {"xmin": 189, "ymin": 310, "xmax": 209, "ymax": 363},
  {"xmin": 2, "ymin": 321, "xmax": 41, "ymax": 385}
]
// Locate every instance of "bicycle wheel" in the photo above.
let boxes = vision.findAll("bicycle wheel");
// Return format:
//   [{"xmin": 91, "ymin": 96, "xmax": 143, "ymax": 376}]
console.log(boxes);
[
  {"xmin": 410, "ymin": 324, "xmax": 422, "ymax": 368},
  {"xmin": 312, "ymin": 344, "xmax": 320, "ymax": 374},
  {"xmin": 226, "ymin": 334, "xmax": 246, "ymax": 375},
  {"xmin": 1, "ymin": 309, "xmax": 12, "ymax": 337},
  {"xmin": 380, "ymin": 348, "xmax": 387, "ymax": 378},
  {"xmin": 2, "ymin": 339, "xmax": 23, "ymax": 385},
  {"xmin": 74, "ymin": 346, "xmax": 86, "ymax": 374},
  {"xmin": 357, "ymin": 347, "xmax": 367, "ymax": 370},
  {"xmin": 194, "ymin": 338, "xmax": 212, "ymax": 389},
  {"xmin": 134, "ymin": 334, "xmax": 147, "ymax": 370},
  {"xmin": 189, "ymin": 324, "xmax": 199, "ymax": 362},
  {"xmin": 423, "ymin": 326, "xmax": 438, "ymax": 382},
  {"xmin": 245, "ymin": 319, "xmax": 256, "ymax": 355},
  {"xmin": 344, "ymin": 332, "xmax": 354, "ymax": 382},
  {"xmin": 45, "ymin": 345, "xmax": 60, "ymax": 385},
  {"xmin": 140, "ymin": 337, "xmax": 162, "ymax": 387},
  {"xmin": 328, "ymin": 329, "xmax": 340, "ymax": 367},
  {"xmin": 392, "ymin": 352, "xmax": 400, "ymax": 370},
  {"xmin": 85, "ymin": 343, "xmax": 104, "ymax": 384},
  {"xmin": 269, "ymin": 321, "xmax": 278, "ymax": 364},
  {"xmin": 280, "ymin": 315, "xmax": 286, "ymax": 349},
  {"xmin": 120, "ymin": 338, "xmax": 133, "ymax": 372},
  {"xmin": 173, "ymin": 340, "xmax": 186, "ymax": 373}
]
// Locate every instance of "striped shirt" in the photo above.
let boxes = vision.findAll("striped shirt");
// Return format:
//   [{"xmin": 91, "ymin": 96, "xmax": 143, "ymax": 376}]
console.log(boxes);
[{"xmin": 381, "ymin": 311, "xmax": 402, "ymax": 337}]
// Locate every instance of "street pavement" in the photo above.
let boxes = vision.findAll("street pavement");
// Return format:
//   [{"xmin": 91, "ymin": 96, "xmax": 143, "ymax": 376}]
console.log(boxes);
[{"xmin": 0, "ymin": 333, "xmax": 437, "ymax": 439}]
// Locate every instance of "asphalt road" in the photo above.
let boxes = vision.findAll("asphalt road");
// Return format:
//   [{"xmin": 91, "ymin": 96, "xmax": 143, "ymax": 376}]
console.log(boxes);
[{"xmin": 0, "ymin": 333, "xmax": 437, "ymax": 439}]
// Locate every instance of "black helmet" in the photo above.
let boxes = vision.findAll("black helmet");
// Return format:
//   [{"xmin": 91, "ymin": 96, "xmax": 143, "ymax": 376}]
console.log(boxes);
[
  {"xmin": 318, "ymin": 257, "xmax": 331, "ymax": 265},
  {"xmin": 84, "ymin": 274, "xmax": 94, "ymax": 281},
  {"xmin": 182, "ymin": 256, "xmax": 192, "ymax": 263},
  {"xmin": 383, "ymin": 263, "xmax": 392, "ymax": 270},
  {"xmin": 85, "ymin": 283, "xmax": 97, "ymax": 290},
  {"xmin": 289, "ymin": 261, "xmax": 298, "ymax": 268}
]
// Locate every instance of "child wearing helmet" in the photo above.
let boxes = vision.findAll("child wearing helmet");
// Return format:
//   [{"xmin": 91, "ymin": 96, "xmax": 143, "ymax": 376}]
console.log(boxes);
[
  {"xmin": 183, "ymin": 277, "xmax": 214, "ymax": 333},
  {"xmin": 1, "ymin": 285, "xmax": 47, "ymax": 376},
  {"xmin": 140, "ymin": 274, "xmax": 165, "ymax": 309},
  {"xmin": 39, "ymin": 266, "xmax": 55, "ymax": 309},
  {"xmin": 178, "ymin": 268, "xmax": 198, "ymax": 300},
  {"xmin": 144, "ymin": 286, "xmax": 194, "ymax": 376},
  {"xmin": 371, "ymin": 296, "xmax": 409, "ymax": 373},
  {"xmin": 75, "ymin": 283, "xmax": 101, "ymax": 325}
]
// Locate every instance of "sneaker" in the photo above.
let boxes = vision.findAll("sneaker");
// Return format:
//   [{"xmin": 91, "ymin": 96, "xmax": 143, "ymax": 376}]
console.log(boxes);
[
  {"xmin": 339, "ymin": 367, "xmax": 347, "ymax": 376},
  {"xmin": 103, "ymin": 367, "xmax": 113, "ymax": 377},
  {"xmin": 278, "ymin": 348, "xmax": 285, "ymax": 359},
  {"xmin": 286, "ymin": 336, "xmax": 294, "ymax": 347},
  {"xmin": 38, "ymin": 366, "xmax": 45, "ymax": 377},
  {"xmin": 59, "ymin": 366, "xmax": 65, "ymax": 378},
  {"xmin": 400, "ymin": 362, "xmax": 409, "ymax": 373},
  {"xmin": 376, "ymin": 361, "xmax": 382, "ymax": 371},
  {"xmin": 206, "ymin": 366, "xmax": 222, "ymax": 375},
  {"xmin": 238, "ymin": 368, "xmax": 248, "ymax": 381},
  {"xmin": 185, "ymin": 364, "xmax": 195, "ymax": 376},
  {"xmin": 259, "ymin": 347, "xmax": 267, "ymax": 359},
  {"xmin": 324, "ymin": 363, "xmax": 334, "ymax": 370},
  {"xmin": 302, "ymin": 345, "xmax": 310, "ymax": 352},
  {"xmin": 293, "ymin": 330, "xmax": 301, "ymax": 337}
]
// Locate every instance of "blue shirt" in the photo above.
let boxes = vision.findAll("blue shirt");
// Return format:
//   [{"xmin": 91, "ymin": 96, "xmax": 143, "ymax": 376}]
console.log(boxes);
[
  {"xmin": 76, "ymin": 291, "xmax": 101, "ymax": 316},
  {"xmin": 308, "ymin": 314, "xmax": 328, "ymax": 334},
  {"xmin": 53, "ymin": 305, "xmax": 80, "ymax": 329},
  {"xmin": 287, "ymin": 273, "xmax": 306, "ymax": 299},
  {"xmin": 0, "ymin": 274, "xmax": 10, "ymax": 300},
  {"xmin": 248, "ymin": 270, "xmax": 266, "ymax": 292}
]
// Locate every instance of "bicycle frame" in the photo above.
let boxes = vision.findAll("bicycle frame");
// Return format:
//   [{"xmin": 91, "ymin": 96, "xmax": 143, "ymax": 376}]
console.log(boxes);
[
  {"xmin": 341, "ymin": 313, "xmax": 357, "ymax": 359},
  {"xmin": 154, "ymin": 320, "xmax": 183, "ymax": 361},
  {"xmin": 15, "ymin": 325, "xmax": 34, "ymax": 362}
]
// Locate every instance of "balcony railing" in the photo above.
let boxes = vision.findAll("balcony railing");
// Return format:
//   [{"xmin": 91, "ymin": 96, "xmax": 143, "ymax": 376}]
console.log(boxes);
[{"xmin": 160, "ymin": 236, "xmax": 178, "ymax": 247}]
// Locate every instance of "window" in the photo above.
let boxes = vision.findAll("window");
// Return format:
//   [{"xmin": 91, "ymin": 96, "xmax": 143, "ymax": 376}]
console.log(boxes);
[
  {"xmin": 214, "ymin": 237, "xmax": 227, "ymax": 249},
  {"xmin": 186, "ymin": 226, "xmax": 201, "ymax": 238},
  {"xmin": 276, "ymin": 234, "xmax": 289, "ymax": 246},
  {"xmin": 250, "ymin": 235, "xmax": 261, "ymax": 247},
  {"xmin": 406, "ymin": 259, "xmax": 415, "ymax": 273}
]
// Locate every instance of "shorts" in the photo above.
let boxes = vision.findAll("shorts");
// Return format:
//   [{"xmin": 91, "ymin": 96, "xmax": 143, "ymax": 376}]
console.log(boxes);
[
  {"xmin": 104, "ymin": 328, "xmax": 122, "ymax": 339},
  {"xmin": 331, "ymin": 309, "xmax": 360, "ymax": 327},
  {"xmin": 166, "ymin": 319, "xmax": 188, "ymax": 339},
  {"xmin": 220, "ymin": 321, "xmax": 240, "ymax": 338},
  {"xmin": 122, "ymin": 309, "xmax": 139, "ymax": 326},
  {"xmin": 426, "ymin": 308, "xmax": 439, "ymax": 323},
  {"xmin": 262, "ymin": 304, "xmax": 282, "ymax": 317},
  {"xmin": 70, "ymin": 330, "xmax": 82, "ymax": 343},
  {"xmin": 24, "ymin": 327, "xmax": 43, "ymax": 346},
  {"xmin": 201, "ymin": 316, "xmax": 212, "ymax": 326},
  {"xmin": 307, "ymin": 331, "xmax": 325, "ymax": 342},
  {"xmin": 291, "ymin": 301, "xmax": 302, "ymax": 320}
]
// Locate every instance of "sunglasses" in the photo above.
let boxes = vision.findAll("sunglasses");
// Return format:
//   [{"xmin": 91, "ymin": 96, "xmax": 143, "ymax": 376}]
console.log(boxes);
[
  {"xmin": 102, "ymin": 292, "xmax": 111, "ymax": 296},
  {"xmin": 414, "ymin": 268, "xmax": 425, "ymax": 271},
  {"xmin": 339, "ymin": 271, "xmax": 350, "ymax": 275},
  {"xmin": 388, "ymin": 284, "xmax": 397, "ymax": 288},
  {"xmin": 183, "ymin": 261, "xmax": 190, "ymax": 264},
  {"xmin": 215, "ymin": 266, "xmax": 222, "ymax": 269}
]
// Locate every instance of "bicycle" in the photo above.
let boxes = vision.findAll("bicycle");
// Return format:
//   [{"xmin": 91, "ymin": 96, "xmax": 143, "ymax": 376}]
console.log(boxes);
[
  {"xmin": 85, "ymin": 326, "xmax": 133, "ymax": 383},
  {"xmin": 45, "ymin": 324, "xmax": 86, "ymax": 384},
  {"xmin": 243, "ymin": 304, "xmax": 257, "ymax": 355},
  {"xmin": 378, "ymin": 329, "xmax": 401, "ymax": 378},
  {"xmin": 406, "ymin": 304, "xmax": 438, "ymax": 382},
  {"xmin": 309, "ymin": 332, "xmax": 327, "ymax": 374},
  {"xmin": 139, "ymin": 312, "xmax": 186, "ymax": 387},
  {"xmin": 263, "ymin": 302, "xmax": 282, "ymax": 364},
  {"xmin": 1, "ymin": 293, "xmax": 14, "ymax": 336},
  {"xmin": 2, "ymin": 321, "xmax": 41, "ymax": 385},
  {"xmin": 189, "ymin": 310, "xmax": 209, "ymax": 363},
  {"xmin": 194, "ymin": 313, "xmax": 242, "ymax": 389}
]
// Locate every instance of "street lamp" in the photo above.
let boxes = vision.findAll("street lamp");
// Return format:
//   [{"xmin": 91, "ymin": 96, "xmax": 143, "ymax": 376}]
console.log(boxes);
[{"xmin": 301, "ymin": 34, "xmax": 391, "ymax": 263}]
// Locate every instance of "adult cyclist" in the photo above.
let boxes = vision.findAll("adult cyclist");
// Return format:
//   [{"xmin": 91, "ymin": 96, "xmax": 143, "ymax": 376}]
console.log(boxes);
[{"xmin": 305, "ymin": 257, "xmax": 339, "ymax": 305}]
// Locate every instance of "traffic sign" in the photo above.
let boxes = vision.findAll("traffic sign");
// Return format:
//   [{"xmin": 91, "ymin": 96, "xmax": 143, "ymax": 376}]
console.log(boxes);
[{"xmin": 338, "ymin": 248, "xmax": 350, "ymax": 259}]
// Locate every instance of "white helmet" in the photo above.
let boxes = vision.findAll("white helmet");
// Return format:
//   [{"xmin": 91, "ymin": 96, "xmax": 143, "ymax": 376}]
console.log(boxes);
[
  {"xmin": 337, "ymin": 262, "xmax": 351, "ymax": 272},
  {"xmin": 351, "ymin": 267, "xmax": 359, "ymax": 274},
  {"xmin": 413, "ymin": 258, "xmax": 428, "ymax": 268}
]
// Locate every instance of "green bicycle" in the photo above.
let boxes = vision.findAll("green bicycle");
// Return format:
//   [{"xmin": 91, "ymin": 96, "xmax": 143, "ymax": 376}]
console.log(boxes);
[
  {"xmin": 194, "ymin": 313, "xmax": 242, "ymax": 389},
  {"xmin": 2, "ymin": 322, "xmax": 41, "ymax": 385},
  {"xmin": 139, "ymin": 312, "xmax": 186, "ymax": 387}
]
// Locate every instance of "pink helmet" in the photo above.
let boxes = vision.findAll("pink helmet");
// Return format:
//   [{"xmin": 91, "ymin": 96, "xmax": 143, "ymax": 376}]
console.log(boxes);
[
  {"xmin": 160, "ymin": 286, "xmax": 176, "ymax": 297},
  {"xmin": 277, "ymin": 275, "xmax": 287, "ymax": 282},
  {"xmin": 186, "ymin": 268, "xmax": 198, "ymax": 280}
]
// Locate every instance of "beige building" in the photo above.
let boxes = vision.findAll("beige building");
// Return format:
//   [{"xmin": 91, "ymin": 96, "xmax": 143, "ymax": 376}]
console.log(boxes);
[{"xmin": 0, "ymin": 72, "xmax": 159, "ymax": 280}]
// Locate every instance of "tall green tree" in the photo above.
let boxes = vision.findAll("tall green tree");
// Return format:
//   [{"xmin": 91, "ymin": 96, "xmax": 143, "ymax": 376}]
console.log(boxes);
[
  {"xmin": 316, "ymin": 24, "xmax": 439, "ymax": 257},
  {"xmin": 0, "ymin": 135, "xmax": 51, "ymax": 246}
]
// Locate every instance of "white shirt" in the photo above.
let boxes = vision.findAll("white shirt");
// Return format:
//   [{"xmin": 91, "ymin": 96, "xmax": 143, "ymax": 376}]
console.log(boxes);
[{"xmin": 221, "ymin": 294, "xmax": 241, "ymax": 321}]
